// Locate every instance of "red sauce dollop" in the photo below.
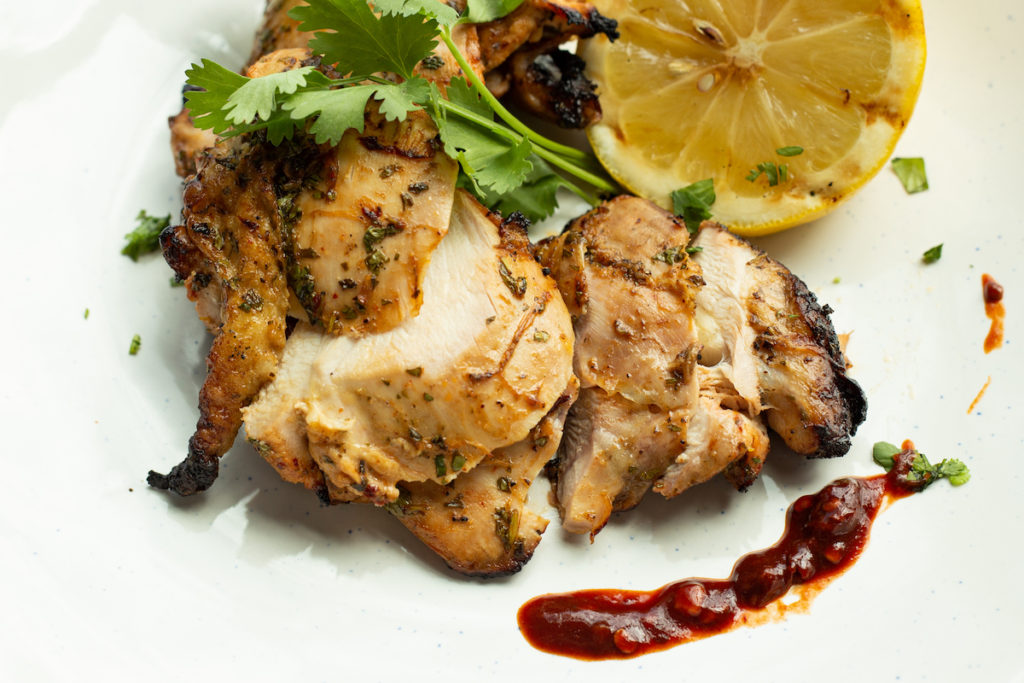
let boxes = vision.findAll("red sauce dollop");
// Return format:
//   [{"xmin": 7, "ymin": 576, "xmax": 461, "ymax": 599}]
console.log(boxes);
[
  {"xmin": 518, "ymin": 444, "xmax": 924, "ymax": 660},
  {"xmin": 982, "ymin": 274, "xmax": 1005, "ymax": 353}
]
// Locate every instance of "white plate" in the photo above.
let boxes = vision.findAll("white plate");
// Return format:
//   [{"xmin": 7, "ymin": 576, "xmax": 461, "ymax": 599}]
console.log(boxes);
[{"xmin": 2, "ymin": 1, "xmax": 1022, "ymax": 680}]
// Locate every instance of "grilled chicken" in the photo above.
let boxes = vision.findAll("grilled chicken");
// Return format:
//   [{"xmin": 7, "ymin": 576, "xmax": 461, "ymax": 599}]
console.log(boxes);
[
  {"xmin": 153, "ymin": 48, "xmax": 462, "ymax": 494},
  {"xmin": 688, "ymin": 224, "xmax": 866, "ymax": 458},
  {"xmin": 502, "ymin": 42, "xmax": 602, "ymax": 128},
  {"xmin": 391, "ymin": 377, "xmax": 577, "ymax": 576},
  {"xmin": 538, "ymin": 196, "xmax": 703, "ymax": 534},
  {"xmin": 539, "ymin": 199, "xmax": 866, "ymax": 536},
  {"xmin": 242, "ymin": 191, "xmax": 576, "ymax": 574},
  {"xmin": 245, "ymin": 190, "xmax": 574, "ymax": 502}
]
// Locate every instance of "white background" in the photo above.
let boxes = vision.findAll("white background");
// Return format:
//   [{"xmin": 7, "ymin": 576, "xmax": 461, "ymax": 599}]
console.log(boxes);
[{"xmin": 1, "ymin": 0, "xmax": 1021, "ymax": 680}]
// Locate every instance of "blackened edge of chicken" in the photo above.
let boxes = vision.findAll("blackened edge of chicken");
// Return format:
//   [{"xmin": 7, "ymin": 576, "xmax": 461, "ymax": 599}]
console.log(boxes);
[
  {"xmin": 506, "ymin": 46, "xmax": 602, "ymax": 129},
  {"xmin": 784, "ymin": 274, "xmax": 867, "ymax": 459}
]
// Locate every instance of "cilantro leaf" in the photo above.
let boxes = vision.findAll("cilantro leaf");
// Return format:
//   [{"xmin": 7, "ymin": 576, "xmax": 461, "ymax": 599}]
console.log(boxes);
[
  {"xmin": 122, "ymin": 210, "xmax": 171, "ymax": 261},
  {"xmin": 461, "ymin": 0, "xmax": 526, "ymax": 23},
  {"xmin": 437, "ymin": 78, "xmax": 533, "ymax": 194},
  {"xmin": 463, "ymin": 157, "xmax": 566, "ymax": 223},
  {"xmin": 289, "ymin": 0, "xmax": 438, "ymax": 80},
  {"xmin": 939, "ymin": 459, "xmax": 971, "ymax": 486},
  {"xmin": 670, "ymin": 178, "xmax": 715, "ymax": 234},
  {"xmin": 371, "ymin": 79, "xmax": 431, "ymax": 122},
  {"xmin": 872, "ymin": 441, "xmax": 901, "ymax": 471},
  {"xmin": 891, "ymin": 157, "xmax": 928, "ymax": 193},
  {"xmin": 184, "ymin": 59, "xmax": 248, "ymax": 134},
  {"xmin": 776, "ymin": 145, "xmax": 803, "ymax": 157},
  {"xmin": 284, "ymin": 85, "xmax": 377, "ymax": 145},
  {"xmin": 223, "ymin": 67, "xmax": 316, "ymax": 124},
  {"xmin": 922, "ymin": 243, "xmax": 942, "ymax": 264},
  {"xmin": 374, "ymin": 0, "xmax": 459, "ymax": 26}
]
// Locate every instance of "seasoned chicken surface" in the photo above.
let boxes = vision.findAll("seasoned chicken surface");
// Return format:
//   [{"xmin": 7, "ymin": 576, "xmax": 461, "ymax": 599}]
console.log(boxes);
[
  {"xmin": 540, "ymin": 199, "xmax": 866, "ymax": 536},
  {"xmin": 241, "ymin": 191, "xmax": 576, "ymax": 574},
  {"xmin": 538, "ymin": 196, "xmax": 703, "ymax": 534},
  {"xmin": 392, "ymin": 377, "xmax": 578, "ymax": 576},
  {"xmin": 153, "ymin": 48, "xmax": 463, "ymax": 494},
  {"xmin": 152, "ymin": 132, "xmax": 291, "ymax": 495},
  {"xmin": 288, "ymin": 105, "xmax": 459, "ymax": 336},
  {"xmin": 245, "ymin": 190, "xmax": 575, "ymax": 504}
]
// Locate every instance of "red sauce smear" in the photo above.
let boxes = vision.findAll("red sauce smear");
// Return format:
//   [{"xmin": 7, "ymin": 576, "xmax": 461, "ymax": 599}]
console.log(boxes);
[
  {"xmin": 982, "ymin": 274, "xmax": 1005, "ymax": 353},
  {"xmin": 518, "ymin": 442, "xmax": 925, "ymax": 660}
]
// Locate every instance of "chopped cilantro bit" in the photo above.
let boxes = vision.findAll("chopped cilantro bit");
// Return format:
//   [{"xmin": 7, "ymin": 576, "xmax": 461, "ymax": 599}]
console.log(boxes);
[
  {"xmin": 434, "ymin": 454, "xmax": 447, "ymax": 477},
  {"xmin": 533, "ymin": 330, "xmax": 550, "ymax": 342},
  {"xmin": 129, "ymin": 334, "xmax": 142, "ymax": 356},
  {"xmin": 419, "ymin": 54, "xmax": 444, "ymax": 70},
  {"xmin": 922, "ymin": 243, "xmax": 943, "ymax": 264},
  {"xmin": 670, "ymin": 179, "xmax": 715, "ymax": 234},
  {"xmin": 653, "ymin": 246, "xmax": 688, "ymax": 265},
  {"xmin": 406, "ymin": 366, "xmax": 423, "ymax": 377},
  {"xmin": 83, "ymin": 308, "xmax": 90, "ymax": 320},
  {"xmin": 533, "ymin": 436, "xmax": 549, "ymax": 449},
  {"xmin": 122, "ymin": 211, "xmax": 170, "ymax": 261},
  {"xmin": 891, "ymin": 157, "xmax": 928, "ymax": 194},
  {"xmin": 451, "ymin": 453, "xmax": 466, "ymax": 471},
  {"xmin": 496, "ymin": 476, "xmax": 512, "ymax": 492},
  {"xmin": 872, "ymin": 441, "xmax": 901, "ymax": 471},
  {"xmin": 747, "ymin": 161, "xmax": 786, "ymax": 186},
  {"xmin": 170, "ymin": 277, "xmax": 185, "ymax": 287},
  {"xmin": 498, "ymin": 259, "xmax": 527, "ymax": 297},
  {"xmin": 423, "ymin": 392, "xmax": 434, "ymax": 402},
  {"xmin": 832, "ymin": 276, "xmax": 841, "ymax": 284},
  {"xmin": 776, "ymin": 146, "xmax": 804, "ymax": 157},
  {"xmin": 685, "ymin": 246, "xmax": 703, "ymax": 254}
]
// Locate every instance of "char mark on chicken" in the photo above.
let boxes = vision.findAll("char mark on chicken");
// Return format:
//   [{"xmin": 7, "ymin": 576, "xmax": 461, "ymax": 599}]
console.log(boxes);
[{"xmin": 504, "ymin": 43, "xmax": 602, "ymax": 128}]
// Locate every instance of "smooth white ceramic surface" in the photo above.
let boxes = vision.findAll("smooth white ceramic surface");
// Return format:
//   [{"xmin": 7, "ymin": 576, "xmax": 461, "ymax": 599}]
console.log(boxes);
[{"xmin": 1, "ymin": 1, "xmax": 1021, "ymax": 680}]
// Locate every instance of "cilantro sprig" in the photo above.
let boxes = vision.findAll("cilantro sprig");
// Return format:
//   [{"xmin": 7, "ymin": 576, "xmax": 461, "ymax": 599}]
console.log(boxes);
[{"xmin": 183, "ymin": 0, "xmax": 616, "ymax": 220}]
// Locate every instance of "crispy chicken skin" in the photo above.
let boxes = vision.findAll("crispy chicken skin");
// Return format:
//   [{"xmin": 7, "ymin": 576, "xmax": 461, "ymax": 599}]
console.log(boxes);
[
  {"xmin": 503, "ymin": 42, "xmax": 602, "ymax": 128},
  {"xmin": 689, "ymin": 224, "xmax": 866, "ymax": 459},
  {"xmin": 151, "ymin": 133, "xmax": 291, "ymax": 495}
]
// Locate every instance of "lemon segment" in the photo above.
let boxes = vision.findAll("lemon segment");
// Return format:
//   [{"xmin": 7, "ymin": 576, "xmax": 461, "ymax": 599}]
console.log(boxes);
[{"xmin": 583, "ymin": 0, "xmax": 927, "ymax": 235}]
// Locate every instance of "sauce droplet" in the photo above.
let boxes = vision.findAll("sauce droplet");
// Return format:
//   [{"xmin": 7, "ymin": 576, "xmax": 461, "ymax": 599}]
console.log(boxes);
[{"xmin": 982, "ymin": 274, "xmax": 1005, "ymax": 353}]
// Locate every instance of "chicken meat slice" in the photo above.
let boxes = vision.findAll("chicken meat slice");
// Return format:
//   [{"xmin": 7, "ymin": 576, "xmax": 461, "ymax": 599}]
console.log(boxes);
[
  {"xmin": 244, "ymin": 190, "xmax": 575, "ymax": 506},
  {"xmin": 390, "ymin": 377, "xmax": 578, "ymax": 576},
  {"xmin": 153, "ymin": 50, "xmax": 460, "ymax": 495},
  {"xmin": 287, "ymin": 103, "xmax": 459, "ymax": 337},
  {"xmin": 540, "ymin": 199, "xmax": 866, "ymax": 536},
  {"xmin": 538, "ymin": 196, "xmax": 703, "ymax": 534},
  {"xmin": 687, "ymin": 223, "xmax": 867, "ymax": 458}
]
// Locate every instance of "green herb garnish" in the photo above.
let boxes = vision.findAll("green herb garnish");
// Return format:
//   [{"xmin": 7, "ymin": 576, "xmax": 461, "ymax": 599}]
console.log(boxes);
[
  {"xmin": 670, "ymin": 178, "xmax": 715, "ymax": 234},
  {"xmin": 122, "ymin": 210, "xmax": 170, "ymax": 261},
  {"xmin": 873, "ymin": 441, "xmax": 971, "ymax": 488},
  {"xmin": 891, "ymin": 157, "xmax": 928, "ymax": 193},
  {"xmin": 129, "ymin": 334, "xmax": 142, "ymax": 356},
  {"xmin": 183, "ymin": 0, "xmax": 616, "ymax": 219},
  {"xmin": 922, "ymin": 243, "xmax": 943, "ymax": 264},
  {"xmin": 775, "ymin": 146, "xmax": 803, "ymax": 157}
]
